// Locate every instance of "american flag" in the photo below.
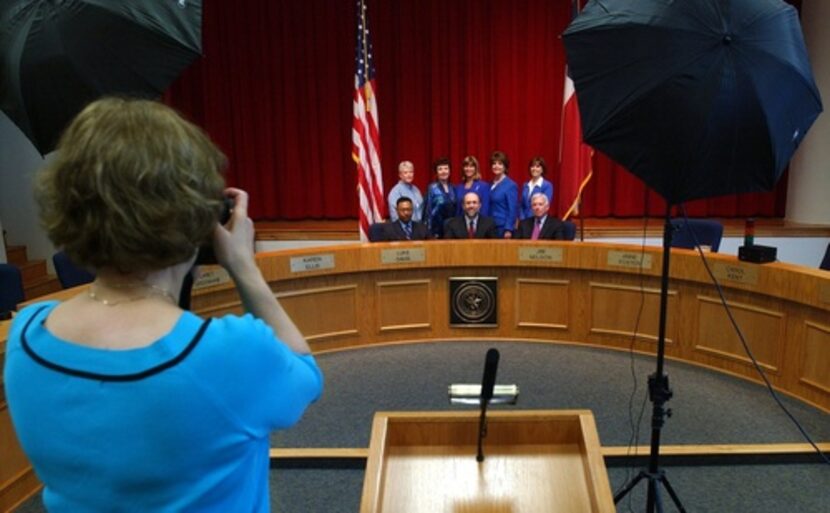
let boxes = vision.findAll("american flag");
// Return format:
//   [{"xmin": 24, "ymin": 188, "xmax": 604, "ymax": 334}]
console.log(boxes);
[
  {"xmin": 352, "ymin": 0, "xmax": 385, "ymax": 241},
  {"xmin": 558, "ymin": 0, "xmax": 593, "ymax": 221}
]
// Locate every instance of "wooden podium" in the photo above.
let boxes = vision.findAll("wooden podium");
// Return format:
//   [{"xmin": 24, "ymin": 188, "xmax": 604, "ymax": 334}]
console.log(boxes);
[{"xmin": 360, "ymin": 410, "xmax": 615, "ymax": 513}]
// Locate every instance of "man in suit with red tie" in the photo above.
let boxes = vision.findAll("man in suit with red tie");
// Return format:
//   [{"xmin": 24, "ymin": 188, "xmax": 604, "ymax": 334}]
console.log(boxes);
[
  {"xmin": 443, "ymin": 192, "xmax": 498, "ymax": 239},
  {"xmin": 382, "ymin": 197, "xmax": 429, "ymax": 241},
  {"xmin": 516, "ymin": 193, "xmax": 566, "ymax": 240}
]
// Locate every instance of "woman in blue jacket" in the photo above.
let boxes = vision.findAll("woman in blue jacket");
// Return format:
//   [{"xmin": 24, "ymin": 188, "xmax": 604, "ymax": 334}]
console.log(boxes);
[
  {"xmin": 455, "ymin": 155, "xmax": 490, "ymax": 216},
  {"xmin": 423, "ymin": 157, "xmax": 457, "ymax": 238},
  {"xmin": 520, "ymin": 156, "xmax": 554, "ymax": 220},
  {"xmin": 488, "ymin": 150, "xmax": 519, "ymax": 238}
]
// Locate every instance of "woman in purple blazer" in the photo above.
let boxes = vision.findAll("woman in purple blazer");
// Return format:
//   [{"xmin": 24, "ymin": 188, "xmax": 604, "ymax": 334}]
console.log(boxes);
[
  {"xmin": 455, "ymin": 155, "xmax": 490, "ymax": 216},
  {"xmin": 520, "ymin": 156, "xmax": 554, "ymax": 220}
]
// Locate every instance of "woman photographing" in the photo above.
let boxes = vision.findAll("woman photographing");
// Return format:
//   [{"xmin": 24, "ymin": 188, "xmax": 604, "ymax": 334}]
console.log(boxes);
[{"xmin": 3, "ymin": 98, "xmax": 323, "ymax": 512}]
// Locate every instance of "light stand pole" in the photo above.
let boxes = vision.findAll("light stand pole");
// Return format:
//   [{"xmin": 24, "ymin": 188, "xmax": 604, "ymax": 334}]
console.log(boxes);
[{"xmin": 613, "ymin": 204, "xmax": 686, "ymax": 513}]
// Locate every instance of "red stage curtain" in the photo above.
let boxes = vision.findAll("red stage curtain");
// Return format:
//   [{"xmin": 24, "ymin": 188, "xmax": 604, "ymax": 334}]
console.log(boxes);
[{"xmin": 165, "ymin": 0, "xmax": 789, "ymax": 221}]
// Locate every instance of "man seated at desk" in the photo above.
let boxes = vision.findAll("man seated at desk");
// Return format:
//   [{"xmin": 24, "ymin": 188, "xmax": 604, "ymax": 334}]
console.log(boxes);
[
  {"xmin": 516, "ymin": 192, "xmax": 566, "ymax": 240},
  {"xmin": 444, "ymin": 192, "xmax": 498, "ymax": 239},
  {"xmin": 382, "ymin": 197, "xmax": 429, "ymax": 241}
]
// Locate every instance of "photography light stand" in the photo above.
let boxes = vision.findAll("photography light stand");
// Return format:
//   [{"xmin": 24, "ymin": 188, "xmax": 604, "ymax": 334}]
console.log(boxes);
[{"xmin": 613, "ymin": 204, "xmax": 687, "ymax": 513}]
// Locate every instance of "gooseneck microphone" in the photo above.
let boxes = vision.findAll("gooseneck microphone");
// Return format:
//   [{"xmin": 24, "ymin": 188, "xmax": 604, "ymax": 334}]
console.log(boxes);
[{"xmin": 477, "ymin": 348, "xmax": 500, "ymax": 462}]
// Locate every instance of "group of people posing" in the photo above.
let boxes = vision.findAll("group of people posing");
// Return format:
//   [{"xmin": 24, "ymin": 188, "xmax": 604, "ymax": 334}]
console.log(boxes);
[{"xmin": 379, "ymin": 151, "xmax": 567, "ymax": 241}]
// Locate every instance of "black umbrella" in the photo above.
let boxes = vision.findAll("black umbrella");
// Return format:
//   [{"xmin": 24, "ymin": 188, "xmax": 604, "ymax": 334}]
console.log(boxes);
[
  {"xmin": 1, "ymin": 0, "xmax": 202, "ymax": 155},
  {"xmin": 563, "ymin": 0, "xmax": 822, "ymax": 205},
  {"xmin": 563, "ymin": 2, "xmax": 823, "ymax": 511}
]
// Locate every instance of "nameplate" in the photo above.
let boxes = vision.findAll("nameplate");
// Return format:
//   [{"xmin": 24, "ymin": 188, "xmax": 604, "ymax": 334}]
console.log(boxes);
[
  {"xmin": 819, "ymin": 282, "xmax": 830, "ymax": 304},
  {"xmin": 712, "ymin": 262, "xmax": 759, "ymax": 286},
  {"xmin": 518, "ymin": 246, "xmax": 563, "ymax": 263},
  {"xmin": 381, "ymin": 248, "xmax": 425, "ymax": 264},
  {"xmin": 290, "ymin": 254, "xmax": 335, "ymax": 273},
  {"xmin": 193, "ymin": 267, "xmax": 231, "ymax": 290},
  {"xmin": 607, "ymin": 250, "xmax": 652, "ymax": 270}
]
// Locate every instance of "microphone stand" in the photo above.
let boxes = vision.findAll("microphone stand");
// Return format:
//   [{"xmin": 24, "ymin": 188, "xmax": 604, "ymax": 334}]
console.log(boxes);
[
  {"xmin": 476, "ymin": 348, "xmax": 499, "ymax": 462},
  {"xmin": 476, "ymin": 393, "xmax": 491, "ymax": 462}
]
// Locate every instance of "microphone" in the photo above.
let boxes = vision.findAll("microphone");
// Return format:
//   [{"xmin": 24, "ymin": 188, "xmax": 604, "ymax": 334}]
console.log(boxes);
[
  {"xmin": 477, "ymin": 348, "xmax": 500, "ymax": 462},
  {"xmin": 481, "ymin": 348, "xmax": 500, "ymax": 404}
]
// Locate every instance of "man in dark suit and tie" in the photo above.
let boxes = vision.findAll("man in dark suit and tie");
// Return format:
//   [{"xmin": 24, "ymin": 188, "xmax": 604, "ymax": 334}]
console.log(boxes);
[
  {"xmin": 516, "ymin": 192, "xmax": 566, "ymax": 240},
  {"xmin": 382, "ymin": 197, "xmax": 429, "ymax": 241},
  {"xmin": 443, "ymin": 192, "xmax": 498, "ymax": 239}
]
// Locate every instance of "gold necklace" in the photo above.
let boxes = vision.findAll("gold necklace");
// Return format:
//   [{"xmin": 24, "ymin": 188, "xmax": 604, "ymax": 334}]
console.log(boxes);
[{"xmin": 87, "ymin": 281, "xmax": 177, "ymax": 306}]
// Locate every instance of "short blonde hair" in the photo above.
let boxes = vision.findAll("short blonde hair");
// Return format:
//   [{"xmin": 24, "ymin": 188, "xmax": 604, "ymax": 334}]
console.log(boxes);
[
  {"xmin": 398, "ymin": 160, "xmax": 414, "ymax": 173},
  {"xmin": 35, "ymin": 97, "xmax": 226, "ymax": 274}
]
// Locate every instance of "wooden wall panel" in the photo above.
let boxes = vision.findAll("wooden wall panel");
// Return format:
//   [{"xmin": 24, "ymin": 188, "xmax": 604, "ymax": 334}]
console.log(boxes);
[
  {"xmin": 695, "ymin": 296, "xmax": 785, "ymax": 373},
  {"xmin": 588, "ymin": 282, "xmax": 678, "ymax": 345},
  {"xmin": 800, "ymin": 321, "xmax": 830, "ymax": 394},
  {"xmin": 376, "ymin": 280, "xmax": 432, "ymax": 333},
  {"xmin": 515, "ymin": 279, "xmax": 570, "ymax": 330},
  {"xmin": 276, "ymin": 285, "xmax": 359, "ymax": 342}
]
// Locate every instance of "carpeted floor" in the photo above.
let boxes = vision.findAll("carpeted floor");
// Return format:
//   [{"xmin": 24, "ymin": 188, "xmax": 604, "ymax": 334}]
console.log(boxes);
[
  {"xmin": 273, "ymin": 341, "xmax": 830, "ymax": 449},
  {"xmin": 14, "ymin": 341, "xmax": 830, "ymax": 512}
]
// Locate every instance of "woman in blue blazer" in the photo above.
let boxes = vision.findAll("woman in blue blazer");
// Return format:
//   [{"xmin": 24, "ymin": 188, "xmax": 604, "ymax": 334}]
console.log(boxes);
[
  {"xmin": 488, "ymin": 150, "xmax": 519, "ymax": 238},
  {"xmin": 455, "ymin": 155, "xmax": 490, "ymax": 216},
  {"xmin": 520, "ymin": 156, "xmax": 554, "ymax": 220}
]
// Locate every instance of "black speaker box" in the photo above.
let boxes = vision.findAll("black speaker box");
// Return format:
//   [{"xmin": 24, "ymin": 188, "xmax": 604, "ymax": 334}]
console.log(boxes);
[{"xmin": 738, "ymin": 245, "xmax": 777, "ymax": 264}]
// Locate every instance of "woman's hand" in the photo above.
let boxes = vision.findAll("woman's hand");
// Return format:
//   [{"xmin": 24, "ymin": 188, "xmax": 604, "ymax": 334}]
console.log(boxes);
[
  {"xmin": 212, "ymin": 188, "xmax": 256, "ymax": 274},
  {"xmin": 211, "ymin": 188, "xmax": 311, "ymax": 355}
]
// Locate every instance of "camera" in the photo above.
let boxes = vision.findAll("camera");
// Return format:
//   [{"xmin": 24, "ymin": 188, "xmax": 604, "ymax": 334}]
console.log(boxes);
[{"xmin": 195, "ymin": 196, "xmax": 234, "ymax": 265}]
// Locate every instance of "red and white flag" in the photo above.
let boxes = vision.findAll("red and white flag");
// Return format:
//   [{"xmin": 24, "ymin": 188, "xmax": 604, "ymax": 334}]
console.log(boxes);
[
  {"xmin": 352, "ymin": 0, "xmax": 386, "ymax": 241},
  {"xmin": 558, "ymin": 1, "xmax": 593, "ymax": 220}
]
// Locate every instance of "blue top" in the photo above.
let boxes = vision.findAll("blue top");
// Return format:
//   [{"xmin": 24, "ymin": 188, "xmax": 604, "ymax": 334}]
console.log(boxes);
[
  {"xmin": 4, "ymin": 301, "xmax": 323, "ymax": 513},
  {"xmin": 455, "ymin": 180, "xmax": 491, "ymax": 217},
  {"xmin": 387, "ymin": 182, "xmax": 424, "ymax": 222},
  {"xmin": 423, "ymin": 181, "xmax": 457, "ymax": 238},
  {"xmin": 489, "ymin": 176, "xmax": 519, "ymax": 236},
  {"xmin": 520, "ymin": 178, "xmax": 554, "ymax": 220}
]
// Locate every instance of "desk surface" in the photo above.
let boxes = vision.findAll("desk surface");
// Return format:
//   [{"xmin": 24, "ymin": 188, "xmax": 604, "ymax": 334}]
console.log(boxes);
[{"xmin": 4, "ymin": 241, "xmax": 830, "ymax": 410}]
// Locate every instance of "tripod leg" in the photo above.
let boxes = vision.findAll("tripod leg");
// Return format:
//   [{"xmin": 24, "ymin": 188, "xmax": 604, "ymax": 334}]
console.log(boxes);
[
  {"xmin": 614, "ymin": 471, "xmax": 647, "ymax": 503},
  {"xmin": 659, "ymin": 475, "xmax": 687, "ymax": 513},
  {"xmin": 652, "ymin": 482, "xmax": 665, "ymax": 513},
  {"xmin": 646, "ymin": 478, "xmax": 659, "ymax": 513}
]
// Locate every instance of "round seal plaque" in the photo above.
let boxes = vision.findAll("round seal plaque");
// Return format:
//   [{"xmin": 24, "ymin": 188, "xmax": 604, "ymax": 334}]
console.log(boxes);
[{"xmin": 451, "ymin": 279, "xmax": 497, "ymax": 326}]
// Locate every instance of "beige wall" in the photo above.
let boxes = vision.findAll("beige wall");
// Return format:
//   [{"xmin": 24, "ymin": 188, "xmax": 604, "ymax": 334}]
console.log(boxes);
[
  {"xmin": 0, "ymin": 114, "xmax": 54, "ymax": 267},
  {"xmin": 786, "ymin": 0, "xmax": 830, "ymax": 224}
]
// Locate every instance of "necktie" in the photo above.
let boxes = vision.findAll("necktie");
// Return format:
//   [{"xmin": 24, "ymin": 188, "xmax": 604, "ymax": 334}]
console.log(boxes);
[
  {"xmin": 403, "ymin": 223, "xmax": 412, "ymax": 240},
  {"xmin": 531, "ymin": 218, "xmax": 542, "ymax": 240},
  {"xmin": 468, "ymin": 221, "xmax": 476, "ymax": 238}
]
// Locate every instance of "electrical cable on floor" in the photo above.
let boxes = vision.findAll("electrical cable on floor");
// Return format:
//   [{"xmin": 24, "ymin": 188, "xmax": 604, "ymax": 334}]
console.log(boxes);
[
  {"xmin": 616, "ymin": 207, "xmax": 653, "ymax": 510},
  {"xmin": 679, "ymin": 204, "xmax": 829, "ymax": 466}
]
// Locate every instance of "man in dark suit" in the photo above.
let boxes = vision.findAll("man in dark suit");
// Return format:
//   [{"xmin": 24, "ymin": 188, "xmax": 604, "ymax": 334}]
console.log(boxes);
[
  {"xmin": 516, "ymin": 192, "xmax": 566, "ymax": 240},
  {"xmin": 382, "ymin": 197, "xmax": 429, "ymax": 241},
  {"xmin": 443, "ymin": 192, "xmax": 498, "ymax": 239}
]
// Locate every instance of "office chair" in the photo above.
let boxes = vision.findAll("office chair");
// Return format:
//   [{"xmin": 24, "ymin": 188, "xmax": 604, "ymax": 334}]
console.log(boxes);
[
  {"xmin": 53, "ymin": 251, "xmax": 95, "ymax": 289},
  {"xmin": 821, "ymin": 242, "xmax": 830, "ymax": 271},
  {"xmin": 670, "ymin": 218, "xmax": 724, "ymax": 252},
  {"xmin": 368, "ymin": 222, "xmax": 386, "ymax": 242},
  {"xmin": 0, "ymin": 263, "xmax": 25, "ymax": 318},
  {"xmin": 562, "ymin": 220, "xmax": 577, "ymax": 241}
]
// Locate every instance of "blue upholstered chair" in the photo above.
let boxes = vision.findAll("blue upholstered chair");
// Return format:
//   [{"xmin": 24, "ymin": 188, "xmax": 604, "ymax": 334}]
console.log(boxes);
[
  {"xmin": 53, "ymin": 251, "xmax": 95, "ymax": 289},
  {"xmin": 0, "ymin": 263, "xmax": 25, "ymax": 318},
  {"xmin": 670, "ymin": 218, "xmax": 724, "ymax": 252},
  {"xmin": 562, "ymin": 220, "xmax": 577, "ymax": 241},
  {"xmin": 821, "ymin": 242, "xmax": 830, "ymax": 271},
  {"xmin": 368, "ymin": 222, "xmax": 386, "ymax": 242}
]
